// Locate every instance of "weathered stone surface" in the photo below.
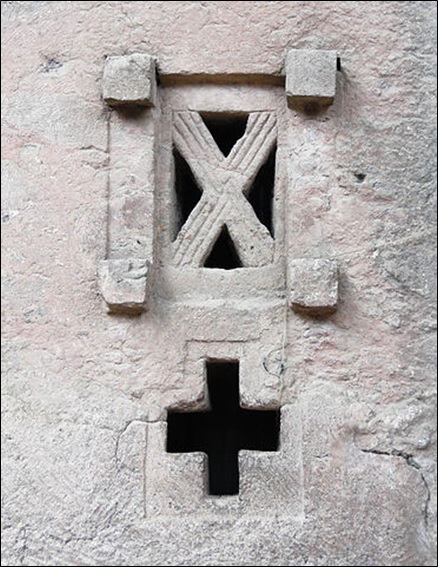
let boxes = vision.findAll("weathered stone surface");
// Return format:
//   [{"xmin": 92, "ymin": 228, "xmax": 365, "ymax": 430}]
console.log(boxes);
[
  {"xmin": 285, "ymin": 48, "xmax": 338, "ymax": 106},
  {"xmin": 99, "ymin": 259, "xmax": 149, "ymax": 314},
  {"xmin": 103, "ymin": 53, "xmax": 156, "ymax": 107},
  {"xmin": 1, "ymin": 1, "xmax": 436, "ymax": 566},
  {"xmin": 108, "ymin": 106, "xmax": 157, "ymax": 261},
  {"xmin": 288, "ymin": 258, "xmax": 339, "ymax": 315},
  {"xmin": 156, "ymin": 84, "xmax": 287, "ymax": 303}
]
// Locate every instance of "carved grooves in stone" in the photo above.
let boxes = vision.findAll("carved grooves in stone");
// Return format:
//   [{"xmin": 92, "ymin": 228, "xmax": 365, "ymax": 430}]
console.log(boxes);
[
  {"xmin": 172, "ymin": 111, "xmax": 277, "ymax": 268},
  {"xmin": 167, "ymin": 361, "xmax": 280, "ymax": 496},
  {"xmin": 204, "ymin": 225, "xmax": 243, "ymax": 270},
  {"xmin": 173, "ymin": 149, "xmax": 203, "ymax": 240}
]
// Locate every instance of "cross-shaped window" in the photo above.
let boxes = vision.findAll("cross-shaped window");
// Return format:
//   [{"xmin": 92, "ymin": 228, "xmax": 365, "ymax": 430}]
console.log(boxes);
[{"xmin": 167, "ymin": 361, "xmax": 280, "ymax": 496}]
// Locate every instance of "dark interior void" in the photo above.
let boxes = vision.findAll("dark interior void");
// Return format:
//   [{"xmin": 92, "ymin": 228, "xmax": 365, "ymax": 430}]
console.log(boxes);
[
  {"xmin": 173, "ymin": 149, "xmax": 203, "ymax": 239},
  {"xmin": 204, "ymin": 225, "xmax": 243, "ymax": 270},
  {"xmin": 246, "ymin": 146, "xmax": 276, "ymax": 237},
  {"xmin": 167, "ymin": 361, "xmax": 280, "ymax": 496},
  {"xmin": 201, "ymin": 113, "xmax": 249, "ymax": 157}
]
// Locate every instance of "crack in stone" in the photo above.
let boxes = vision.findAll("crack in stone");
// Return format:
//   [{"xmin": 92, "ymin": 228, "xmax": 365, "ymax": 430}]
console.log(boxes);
[
  {"xmin": 114, "ymin": 419, "xmax": 146, "ymax": 469},
  {"xmin": 18, "ymin": 526, "xmax": 28, "ymax": 567},
  {"xmin": 359, "ymin": 447, "xmax": 432, "ymax": 528}
]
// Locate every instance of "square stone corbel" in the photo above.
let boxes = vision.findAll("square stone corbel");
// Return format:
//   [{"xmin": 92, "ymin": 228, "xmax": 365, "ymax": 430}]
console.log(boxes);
[
  {"xmin": 286, "ymin": 48, "xmax": 338, "ymax": 108},
  {"xmin": 99, "ymin": 259, "xmax": 150, "ymax": 315},
  {"xmin": 288, "ymin": 258, "xmax": 339, "ymax": 316},
  {"xmin": 103, "ymin": 53, "xmax": 157, "ymax": 107}
]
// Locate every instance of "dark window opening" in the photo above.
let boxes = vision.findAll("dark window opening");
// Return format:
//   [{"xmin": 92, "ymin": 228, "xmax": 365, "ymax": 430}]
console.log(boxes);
[
  {"xmin": 167, "ymin": 361, "xmax": 280, "ymax": 496},
  {"xmin": 204, "ymin": 225, "xmax": 243, "ymax": 270},
  {"xmin": 246, "ymin": 146, "xmax": 276, "ymax": 237},
  {"xmin": 201, "ymin": 113, "xmax": 249, "ymax": 157},
  {"xmin": 173, "ymin": 149, "xmax": 203, "ymax": 239}
]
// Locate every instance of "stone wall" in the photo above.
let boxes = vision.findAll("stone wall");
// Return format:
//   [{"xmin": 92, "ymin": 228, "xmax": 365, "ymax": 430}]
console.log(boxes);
[{"xmin": 1, "ymin": 2, "xmax": 436, "ymax": 565}]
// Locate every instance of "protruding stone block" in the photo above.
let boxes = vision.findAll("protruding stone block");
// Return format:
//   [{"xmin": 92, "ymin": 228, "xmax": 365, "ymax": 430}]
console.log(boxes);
[
  {"xmin": 99, "ymin": 259, "xmax": 149, "ymax": 314},
  {"xmin": 288, "ymin": 258, "xmax": 339, "ymax": 316},
  {"xmin": 286, "ymin": 49, "xmax": 337, "ymax": 106},
  {"xmin": 103, "ymin": 53, "xmax": 157, "ymax": 107}
]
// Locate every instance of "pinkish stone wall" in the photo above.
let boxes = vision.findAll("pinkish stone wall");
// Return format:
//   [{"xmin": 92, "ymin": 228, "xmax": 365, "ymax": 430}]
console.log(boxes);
[{"xmin": 1, "ymin": 2, "xmax": 436, "ymax": 566}]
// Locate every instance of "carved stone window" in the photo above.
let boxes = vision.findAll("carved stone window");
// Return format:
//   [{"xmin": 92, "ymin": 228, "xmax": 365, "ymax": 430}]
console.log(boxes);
[
  {"xmin": 170, "ymin": 111, "xmax": 277, "ymax": 269},
  {"xmin": 100, "ymin": 50, "xmax": 339, "ymax": 519}
]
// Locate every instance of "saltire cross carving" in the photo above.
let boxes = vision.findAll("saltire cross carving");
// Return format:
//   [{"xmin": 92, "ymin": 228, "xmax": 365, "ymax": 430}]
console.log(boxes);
[{"xmin": 172, "ymin": 111, "xmax": 277, "ymax": 268}]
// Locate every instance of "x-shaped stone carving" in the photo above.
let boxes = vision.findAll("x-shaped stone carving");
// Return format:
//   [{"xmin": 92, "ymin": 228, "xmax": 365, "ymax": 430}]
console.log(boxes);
[{"xmin": 172, "ymin": 111, "xmax": 277, "ymax": 267}]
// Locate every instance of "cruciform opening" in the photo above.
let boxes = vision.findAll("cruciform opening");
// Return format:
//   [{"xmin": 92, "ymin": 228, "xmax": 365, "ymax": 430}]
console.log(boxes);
[{"xmin": 166, "ymin": 361, "xmax": 280, "ymax": 496}]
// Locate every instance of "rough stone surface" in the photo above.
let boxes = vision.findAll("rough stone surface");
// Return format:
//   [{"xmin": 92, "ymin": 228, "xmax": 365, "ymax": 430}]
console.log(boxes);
[
  {"xmin": 289, "ymin": 258, "xmax": 339, "ymax": 315},
  {"xmin": 286, "ymin": 48, "xmax": 338, "ymax": 105},
  {"xmin": 103, "ymin": 53, "xmax": 156, "ymax": 107},
  {"xmin": 99, "ymin": 259, "xmax": 149, "ymax": 314},
  {"xmin": 1, "ymin": 2, "xmax": 437, "ymax": 566}
]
